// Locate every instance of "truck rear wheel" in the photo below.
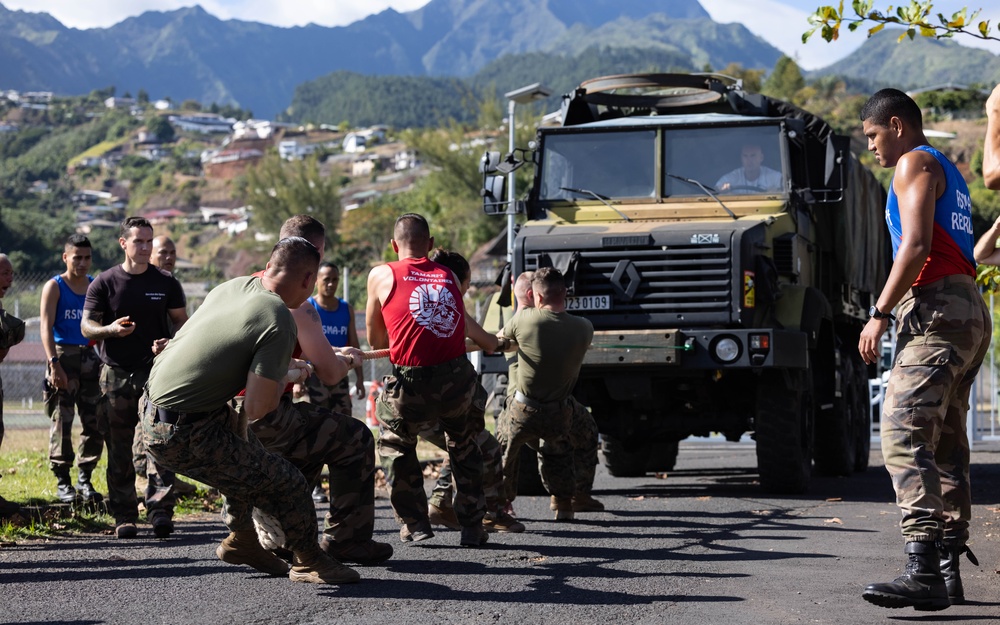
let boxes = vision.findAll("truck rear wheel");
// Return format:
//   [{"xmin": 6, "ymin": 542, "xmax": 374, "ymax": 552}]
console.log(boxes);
[
  {"xmin": 814, "ymin": 349, "xmax": 869, "ymax": 476},
  {"xmin": 755, "ymin": 369, "xmax": 813, "ymax": 493},
  {"xmin": 601, "ymin": 435, "xmax": 648, "ymax": 477}
]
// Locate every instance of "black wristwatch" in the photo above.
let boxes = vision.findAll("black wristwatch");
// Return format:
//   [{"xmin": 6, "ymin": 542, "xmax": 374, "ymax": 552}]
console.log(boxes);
[
  {"xmin": 868, "ymin": 306, "xmax": 896, "ymax": 321},
  {"xmin": 49, "ymin": 356, "xmax": 60, "ymax": 364}
]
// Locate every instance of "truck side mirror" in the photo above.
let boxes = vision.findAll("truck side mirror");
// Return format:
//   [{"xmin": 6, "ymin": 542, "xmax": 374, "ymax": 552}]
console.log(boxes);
[
  {"xmin": 480, "ymin": 151, "xmax": 502, "ymax": 174},
  {"xmin": 482, "ymin": 174, "xmax": 507, "ymax": 215}
]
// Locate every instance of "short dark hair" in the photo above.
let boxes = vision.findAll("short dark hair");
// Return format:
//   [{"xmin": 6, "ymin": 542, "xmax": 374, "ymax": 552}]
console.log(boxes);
[
  {"xmin": 269, "ymin": 236, "xmax": 320, "ymax": 276},
  {"xmin": 319, "ymin": 261, "xmax": 339, "ymax": 274},
  {"xmin": 65, "ymin": 234, "xmax": 91, "ymax": 250},
  {"xmin": 860, "ymin": 88, "xmax": 922, "ymax": 129},
  {"xmin": 429, "ymin": 248, "xmax": 470, "ymax": 283},
  {"xmin": 120, "ymin": 216, "xmax": 152, "ymax": 239},
  {"xmin": 532, "ymin": 267, "xmax": 566, "ymax": 298},
  {"xmin": 393, "ymin": 213, "xmax": 430, "ymax": 245},
  {"xmin": 279, "ymin": 215, "xmax": 325, "ymax": 248}
]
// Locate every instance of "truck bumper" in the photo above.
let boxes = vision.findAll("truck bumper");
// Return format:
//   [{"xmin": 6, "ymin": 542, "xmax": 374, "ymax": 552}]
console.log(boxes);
[{"xmin": 584, "ymin": 329, "xmax": 808, "ymax": 369}]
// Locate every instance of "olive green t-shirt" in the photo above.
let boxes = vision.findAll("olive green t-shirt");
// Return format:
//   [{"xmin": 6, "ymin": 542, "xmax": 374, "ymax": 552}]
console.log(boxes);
[
  {"xmin": 501, "ymin": 307, "xmax": 593, "ymax": 403},
  {"xmin": 147, "ymin": 276, "xmax": 297, "ymax": 412}
]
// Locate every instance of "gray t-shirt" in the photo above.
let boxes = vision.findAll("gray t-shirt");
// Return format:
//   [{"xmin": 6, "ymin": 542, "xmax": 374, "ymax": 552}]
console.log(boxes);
[
  {"xmin": 147, "ymin": 276, "xmax": 296, "ymax": 412},
  {"xmin": 500, "ymin": 307, "xmax": 593, "ymax": 404},
  {"xmin": 715, "ymin": 165, "xmax": 783, "ymax": 191}
]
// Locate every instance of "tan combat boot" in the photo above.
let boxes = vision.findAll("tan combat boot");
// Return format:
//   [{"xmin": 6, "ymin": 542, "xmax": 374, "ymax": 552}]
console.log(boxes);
[
  {"xmin": 289, "ymin": 546, "xmax": 361, "ymax": 584},
  {"xmin": 216, "ymin": 530, "xmax": 290, "ymax": 576}
]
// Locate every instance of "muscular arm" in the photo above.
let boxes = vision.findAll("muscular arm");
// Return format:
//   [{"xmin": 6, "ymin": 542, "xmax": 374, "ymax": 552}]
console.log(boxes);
[
  {"xmin": 292, "ymin": 303, "xmax": 352, "ymax": 386},
  {"xmin": 40, "ymin": 280, "xmax": 68, "ymax": 388},
  {"xmin": 242, "ymin": 372, "xmax": 284, "ymax": 422},
  {"xmin": 466, "ymin": 313, "xmax": 501, "ymax": 352},
  {"xmin": 347, "ymin": 304, "xmax": 365, "ymax": 393},
  {"xmin": 81, "ymin": 309, "xmax": 134, "ymax": 341},
  {"xmin": 366, "ymin": 265, "xmax": 391, "ymax": 349},
  {"xmin": 984, "ymin": 83, "xmax": 1000, "ymax": 190},
  {"xmin": 167, "ymin": 307, "xmax": 188, "ymax": 332},
  {"xmin": 859, "ymin": 151, "xmax": 942, "ymax": 364},
  {"xmin": 974, "ymin": 216, "xmax": 1000, "ymax": 265}
]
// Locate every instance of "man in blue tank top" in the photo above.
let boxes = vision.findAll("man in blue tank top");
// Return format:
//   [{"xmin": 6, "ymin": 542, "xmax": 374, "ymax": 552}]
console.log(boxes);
[
  {"xmin": 40, "ymin": 235, "xmax": 105, "ymax": 505},
  {"xmin": 301, "ymin": 261, "xmax": 365, "ymax": 504},
  {"xmin": 858, "ymin": 89, "xmax": 991, "ymax": 612}
]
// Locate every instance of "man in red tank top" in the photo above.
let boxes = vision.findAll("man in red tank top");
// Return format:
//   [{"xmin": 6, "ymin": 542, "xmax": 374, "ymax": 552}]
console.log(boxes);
[{"xmin": 366, "ymin": 213, "xmax": 487, "ymax": 547}]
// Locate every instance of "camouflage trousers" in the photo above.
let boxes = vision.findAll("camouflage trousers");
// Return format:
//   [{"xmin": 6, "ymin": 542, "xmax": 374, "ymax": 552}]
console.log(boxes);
[
  {"xmin": 427, "ymin": 383, "xmax": 504, "ymax": 514},
  {"xmin": 376, "ymin": 356, "xmax": 485, "ymax": 528},
  {"xmin": 45, "ymin": 345, "xmax": 104, "ymax": 473},
  {"xmin": 99, "ymin": 365, "xmax": 175, "ymax": 524},
  {"xmin": 139, "ymin": 393, "xmax": 318, "ymax": 552},
  {"xmin": 496, "ymin": 393, "xmax": 575, "ymax": 502},
  {"xmin": 568, "ymin": 397, "xmax": 600, "ymax": 495},
  {"xmin": 243, "ymin": 394, "xmax": 376, "ymax": 546},
  {"xmin": 304, "ymin": 374, "xmax": 353, "ymax": 416},
  {"xmin": 881, "ymin": 274, "xmax": 991, "ymax": 543}
]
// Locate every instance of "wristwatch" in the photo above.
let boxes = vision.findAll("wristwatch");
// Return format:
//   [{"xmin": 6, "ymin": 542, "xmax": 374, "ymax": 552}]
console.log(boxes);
[
  {"xmin": 868, "ymin": 306, "xmax": 896, "ymax": 321},
  {"xmin": 49, "ymin": 356, "xmax": 59, "ymax": 364}
]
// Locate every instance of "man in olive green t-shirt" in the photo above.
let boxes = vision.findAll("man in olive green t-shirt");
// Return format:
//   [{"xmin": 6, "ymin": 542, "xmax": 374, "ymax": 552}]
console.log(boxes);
[
  {"xmin": 139, "ymin": 237, "xmax": 359, "ymax": 586},
  {"xmin": 496, "ymin": 267, "xmax": 593, "ymax": 520}
]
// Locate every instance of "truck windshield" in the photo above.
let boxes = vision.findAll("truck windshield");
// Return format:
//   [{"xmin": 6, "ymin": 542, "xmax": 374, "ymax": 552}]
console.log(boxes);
[
  {"xmin": 664, "ymin": 125, "xmax": 785, "ymax": 197},
  {"xmin": 539, "ymin": 130, "xmax": 656, "ymax": 201}
]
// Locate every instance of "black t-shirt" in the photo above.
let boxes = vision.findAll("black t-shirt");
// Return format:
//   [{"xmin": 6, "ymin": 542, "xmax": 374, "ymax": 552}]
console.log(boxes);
[{"xmin": 84, "ymin": 264, "xmax": 186, "ymax": 371}]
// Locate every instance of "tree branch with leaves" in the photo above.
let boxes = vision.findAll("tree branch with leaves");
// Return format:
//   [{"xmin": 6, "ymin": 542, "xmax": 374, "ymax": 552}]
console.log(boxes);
[{"xmin": 803, "ymin": 1, "xmax": 998, "ymax": 44}]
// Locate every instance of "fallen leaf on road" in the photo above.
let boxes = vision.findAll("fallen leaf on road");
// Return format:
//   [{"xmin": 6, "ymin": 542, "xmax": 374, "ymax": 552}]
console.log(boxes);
[
  {"xmin": 824, "ymin": 518, "xmax": 844, "ymax": 525},
  {"xmin": 629, "ymin": 496, "xmax": 645, "ymax": 501},
  {"xmin": 654, "ymin": 472, "xmax": 669, "ymax": 479},
  {"xmin": 751, "ymin": 510, "xmax": 772, "ymax": 516},
  {"xmin": 825, "ymin": 497, "xmax": 842, "ymax": 502},
  {"xmin": 696, "ymin": 496, "xmax": 712, "ymax": 501}
]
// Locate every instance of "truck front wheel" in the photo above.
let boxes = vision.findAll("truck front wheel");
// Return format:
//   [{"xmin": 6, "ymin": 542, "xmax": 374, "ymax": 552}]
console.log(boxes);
[
  {"xmin": 755, "ymin": 369, "xmax": 813, "ymax": 493},
  {"xmin": 601, "ymin": 435, "xmax": 648, "ymax": 477}
]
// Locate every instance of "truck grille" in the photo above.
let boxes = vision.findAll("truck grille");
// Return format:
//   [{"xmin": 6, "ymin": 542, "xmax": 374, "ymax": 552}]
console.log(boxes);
[{"xmin": 524, "ymin": 242, "xmax": 733, "ymax": 327}]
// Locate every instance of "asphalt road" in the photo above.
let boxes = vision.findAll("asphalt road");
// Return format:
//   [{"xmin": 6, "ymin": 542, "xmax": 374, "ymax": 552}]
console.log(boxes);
[{"xmin": 3, "ymin": 440, "xmax": 1000, "ymax": 625}]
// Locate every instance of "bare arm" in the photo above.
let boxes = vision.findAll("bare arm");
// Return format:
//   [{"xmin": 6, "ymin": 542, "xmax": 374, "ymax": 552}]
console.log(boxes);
[
  {"xmin": 985, "ymin": 83, "xmax": 1000, "ymax": 190},
  {"xmin": 292, "ymin": 303, "xmax": 353, "ymax": 386},
  {"xmin": 242, "ymin": 372, "xmax": 284, "ymax": 422},
  {"xmin": 347, "ymin": 304, "xmax": 365, "ymax": 396},
  {"xmin": 859, "ymin": 151, "xmax": 941, "ymax": 365},
  {"xmin": 81, "ymin": 309, "xmax": 134, "ymax": 341},
  {"xmin": 974, "ymin": 216, "xmax": 1000, "ymax": 265},
  {"xmin": 366, "ymin": 265, "xmax": 390, "ymax": 349},
  {"xmin": 40, "ymin": 279, "xmax": 69, "ymax": 389},
  {"xmin": 167, "ymin": 307, "xmax": 188, "ymax": 331},
  {"xmin": 466, "ymin": 313, "xmax": 501, "ymax": 352}
]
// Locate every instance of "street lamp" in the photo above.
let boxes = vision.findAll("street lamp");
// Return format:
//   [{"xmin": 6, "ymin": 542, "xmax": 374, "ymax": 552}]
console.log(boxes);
[{"xmin": 504, "ymin": 82, "xmax": 552, "ymax": 264}]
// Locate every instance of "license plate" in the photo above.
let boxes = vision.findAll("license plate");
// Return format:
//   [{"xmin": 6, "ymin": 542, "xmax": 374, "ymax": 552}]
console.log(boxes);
[{"xmin": 566, "ymin": 295, "xmax": 611, "ymax": 311}]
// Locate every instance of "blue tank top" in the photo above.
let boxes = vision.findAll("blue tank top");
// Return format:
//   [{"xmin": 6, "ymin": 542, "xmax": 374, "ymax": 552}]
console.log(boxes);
[
  {"xmin": 885, "ymin": 145, "xmax": 976, "ymax": 285},
  {"xmin": 307, "ymin": 296, "xmax": 351, "ymax": 348},
  {"xmin": 53, "ymin": 274, "xmax": 92, "ymax": 346}
]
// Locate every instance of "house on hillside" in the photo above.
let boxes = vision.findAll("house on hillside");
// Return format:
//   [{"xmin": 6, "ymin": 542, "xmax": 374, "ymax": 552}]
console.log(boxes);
[
  {"xmin": 203, "ymin": 149, "xmax": 263, "ymax": 179},
  {"xmin": 105, "ymin": 97, "xmax": 136, "ymax": 109},
  {"xmin": 170, "ymin": 113, "xmax": 236, "ymax": 134},
  {"xmin": 198, "ymin": 199, "xmax": 248, "ymax": 225}
]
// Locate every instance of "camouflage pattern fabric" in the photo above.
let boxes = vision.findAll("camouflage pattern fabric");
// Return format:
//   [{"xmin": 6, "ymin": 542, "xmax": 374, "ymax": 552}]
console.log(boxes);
[
  {"xmin": 0, "ymin": 372, "xmax": 4, "ymax": 450},
  {"xmin": 304, "ymin": 374, "xmax": 353, "ymax": 416},
  {"xmin": 45, "ymin": 345, "xmax": 104, "ymax": 472},
  {"xmin": 881, "ymin": 275, "xmax": 991, "ymax": 543},
  {"xmin": 496, "ymin": 394, "xmax": 575, "ymax": 502},
  {"xmin": 99, "ymin": 365, "xmax": 175, "ymax": 524},
  {"xmin": 568, "ymin": 397, "xmax": 599, "ymax": 495},
  {"xmin": 376, "ymin": 356, "xmax": 485, "ymax": 527},
  {"xmin": 246, "ymin": 394, "xmax": 376, "ymax": 545},
  {"xmin": 131, "ymin": 422, "xmax": 147, "ymax": 478},
  {"xmin": 426, "ymin": 383, "xmax": 503, "ymax": 513},
  {"xmin": 139, "ymin": 393, "xmax": 319, "ymax": 552}
]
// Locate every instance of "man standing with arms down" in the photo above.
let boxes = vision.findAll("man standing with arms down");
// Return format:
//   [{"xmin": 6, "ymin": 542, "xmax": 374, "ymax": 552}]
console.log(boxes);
[
  {"xmin": 858, "ymin": 89, "xmax": 990, "ymax": 611},
  {"xmin": 82, "ymin": 217, "xmax": 188, "ymax": 539},
  {"xmin": 366, "ymin": 213, "xmax": 487, "ymax": 547},
  {"xmin": 41, "ymin": 235, "xmax": 104, "ymax": 504},
  {"xmin": 496, "ymin": 267, "xmax": 593, "ymax": 520},
  {"xmin": 140, "ymin": 237, "xmax": 359, "ymax": 584}
]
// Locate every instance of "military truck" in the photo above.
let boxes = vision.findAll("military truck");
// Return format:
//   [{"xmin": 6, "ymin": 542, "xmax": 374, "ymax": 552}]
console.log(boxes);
[{"xmin": 479, "ymin": 73, "xmax": 889, "ymax": 493}]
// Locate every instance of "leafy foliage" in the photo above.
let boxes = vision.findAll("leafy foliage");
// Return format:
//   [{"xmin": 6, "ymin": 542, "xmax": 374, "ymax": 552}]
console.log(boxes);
[{"xmin": 804, "ymin": 1, "xmax": 1000, "ymax": 44}]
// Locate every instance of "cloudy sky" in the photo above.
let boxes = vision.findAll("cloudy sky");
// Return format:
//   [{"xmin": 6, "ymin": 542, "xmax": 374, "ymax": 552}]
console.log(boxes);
[{"xmin": 4, "ymin": 0, "xmax": 998, "ymax": 70}]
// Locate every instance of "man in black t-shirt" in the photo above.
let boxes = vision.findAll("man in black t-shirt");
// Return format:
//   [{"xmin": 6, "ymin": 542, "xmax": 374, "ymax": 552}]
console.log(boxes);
[{"xmin": 82, "ymin": 217, "xmax": 187, "ymax": 539}]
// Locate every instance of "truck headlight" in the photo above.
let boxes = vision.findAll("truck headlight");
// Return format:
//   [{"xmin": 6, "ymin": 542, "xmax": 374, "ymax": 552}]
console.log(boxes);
[{"xmin": 712, "ymin": 336, "xmax": 741, "ymax": 364}]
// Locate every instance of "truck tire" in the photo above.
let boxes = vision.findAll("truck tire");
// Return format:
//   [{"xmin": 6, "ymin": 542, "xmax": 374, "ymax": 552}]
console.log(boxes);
[
  {"xmin": 645, "ymin": 439, "xmax": 680, "ymax": 473},
  {"xmin": 755, "ymin": 369, "xmax": 813, "ymax": 494},
  {"xmin": 601, "ymin": 435, "xmax": 648, "ymax": 477},
  {"xmin": 814, "ymin": 349, "xmax": 869, "ymax": 476}
]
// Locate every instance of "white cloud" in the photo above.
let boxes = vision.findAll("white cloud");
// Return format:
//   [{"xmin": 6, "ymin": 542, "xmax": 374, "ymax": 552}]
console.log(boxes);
[{"xmin": 1, "ymin": 0, "xmax": 431, "ymax": 29}]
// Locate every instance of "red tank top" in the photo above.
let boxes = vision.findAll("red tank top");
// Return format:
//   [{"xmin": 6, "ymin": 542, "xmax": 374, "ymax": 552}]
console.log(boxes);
[{"xmin": 382, "ymin": 257, "xmax": 466, "ymax": 367}]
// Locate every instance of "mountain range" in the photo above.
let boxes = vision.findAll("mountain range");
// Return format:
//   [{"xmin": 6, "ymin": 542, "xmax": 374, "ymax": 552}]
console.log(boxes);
[{"xmin": 1, "ymin": 1, "xmax": 999, "ymax": 124}]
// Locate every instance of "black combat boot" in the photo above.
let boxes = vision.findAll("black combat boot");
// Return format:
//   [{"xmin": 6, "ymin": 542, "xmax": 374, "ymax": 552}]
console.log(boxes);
[
  {"xmin": 76, "ymin": 467, "xmax": 104, "ymax": 504},
  {"xmin": 862, "ymin": 541, "xmax": 950, "ymax": 611},
  {"xmin": 940, "ymin": 538, "xmax": 978, "ymax": 605},
  {"xmin": 53, "ymin": 467, "xmax": 79, "ymax": 504}
]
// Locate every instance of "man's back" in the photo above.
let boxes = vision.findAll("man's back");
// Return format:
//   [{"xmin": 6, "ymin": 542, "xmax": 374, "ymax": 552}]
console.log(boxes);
[
  {"xmin": 505, "ymin": 307, "xmax": 593, "ymax": 404},
  {"xmin": 147, "ymin": 277, "xmax": 295, "ymax": 413}
]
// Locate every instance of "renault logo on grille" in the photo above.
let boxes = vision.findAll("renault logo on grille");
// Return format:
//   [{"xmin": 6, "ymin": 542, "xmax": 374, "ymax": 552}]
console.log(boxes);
[{"xmin": 611, "ymin": 260, "xmax": 641, "ymax": 301}]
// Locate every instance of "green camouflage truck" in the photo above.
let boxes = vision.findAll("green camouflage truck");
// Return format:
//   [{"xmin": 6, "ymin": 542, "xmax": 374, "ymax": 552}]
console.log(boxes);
[{"xmin": 480, "ymin": 73, "xmax": 890, "ymax": 493}]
